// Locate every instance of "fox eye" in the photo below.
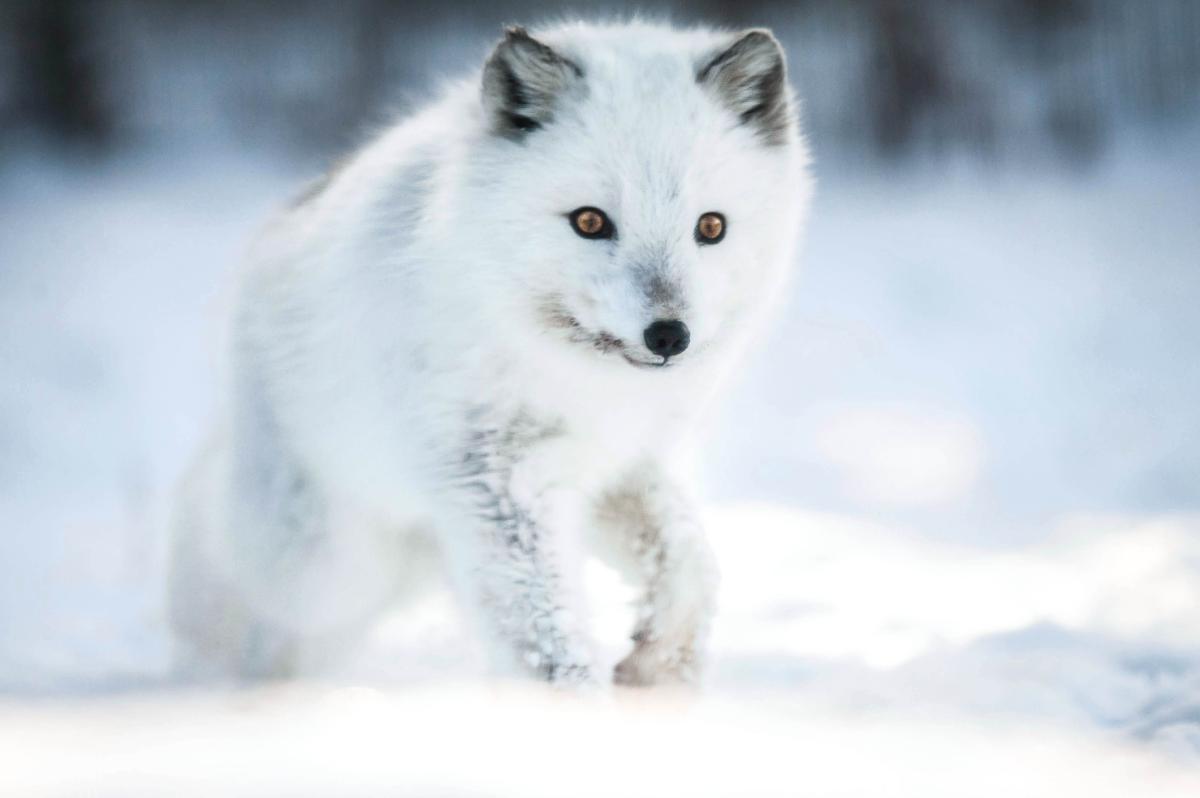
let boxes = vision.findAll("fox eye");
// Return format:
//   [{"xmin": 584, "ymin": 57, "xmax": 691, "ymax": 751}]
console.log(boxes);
[
  {"xmin": 569, "ymin": 207, "xmax": 615, "ymax": 240},
  {"xmin": 695, "ymin": 212, "xmax": 726, "ymax": 244}
]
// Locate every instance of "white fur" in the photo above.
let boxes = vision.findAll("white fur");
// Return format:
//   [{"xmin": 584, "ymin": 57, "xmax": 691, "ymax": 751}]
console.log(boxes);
[{"xmin": 169, "ymin": 21, "xmax": 812, "ymax": 687}]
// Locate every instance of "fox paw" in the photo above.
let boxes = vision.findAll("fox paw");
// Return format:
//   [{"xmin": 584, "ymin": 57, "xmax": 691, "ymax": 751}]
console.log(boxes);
[{"xmin": 613, "ymin": 640, "xmax": 701, "ymax": 688}]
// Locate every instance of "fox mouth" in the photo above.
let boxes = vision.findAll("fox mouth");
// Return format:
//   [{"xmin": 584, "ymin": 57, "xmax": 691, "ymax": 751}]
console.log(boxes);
[
  {"xmin": 538, "ymin": 299, "xmax": 671, "ymax": 369},
  {"xmin": 622, "ymin": 352, "xmax": 671, "ymax": 369}
]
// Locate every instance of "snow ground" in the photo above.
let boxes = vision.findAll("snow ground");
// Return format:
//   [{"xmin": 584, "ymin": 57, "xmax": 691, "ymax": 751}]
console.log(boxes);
[
  {"xmin": 4, "ymin": 682, "xmax": 1200, "ymax": 797},
  {"xmin": 1, "ymin": 138, "xmax": 1198, "ymax": 794}
]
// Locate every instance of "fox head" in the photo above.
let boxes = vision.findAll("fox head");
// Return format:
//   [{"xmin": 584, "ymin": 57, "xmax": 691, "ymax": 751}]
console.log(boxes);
[{"xmin": 465, "ymin": 23, "xmax": 811, "ymax": 372}]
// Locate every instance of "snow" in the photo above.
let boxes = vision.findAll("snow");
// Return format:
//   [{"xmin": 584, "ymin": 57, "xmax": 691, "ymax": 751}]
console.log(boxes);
[
  {"xmin": 4, "ymin": 684, "xmax": 1200, "ymax": 797},
  {"xmin": 1, "ymin": 137, "xmax": 1198, "ymax": 794}
]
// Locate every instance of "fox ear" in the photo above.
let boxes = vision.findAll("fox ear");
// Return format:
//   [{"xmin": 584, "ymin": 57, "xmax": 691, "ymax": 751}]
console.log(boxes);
[
  {"xmin": 482, "ymin": 26, "xmax": 583, "ymax": 139},
  {"xmin": 697, "ymin": 29, "xmax": 792, "ymax": 146}
]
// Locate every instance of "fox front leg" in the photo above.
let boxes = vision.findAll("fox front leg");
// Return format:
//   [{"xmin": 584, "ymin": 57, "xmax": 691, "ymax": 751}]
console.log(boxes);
[
  {"xmin": 447, "ymin": 425, "xmax": 597, "ymax": 687},
  {"xmin": 596, "ymin": 467, "xmax": 719, "ymax": 687}
]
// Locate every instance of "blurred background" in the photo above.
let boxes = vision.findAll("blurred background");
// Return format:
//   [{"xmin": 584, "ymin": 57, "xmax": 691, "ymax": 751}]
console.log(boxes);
[{"xmin": 1, "ymin": 1, "xmax": 1199, "ymax": 793}]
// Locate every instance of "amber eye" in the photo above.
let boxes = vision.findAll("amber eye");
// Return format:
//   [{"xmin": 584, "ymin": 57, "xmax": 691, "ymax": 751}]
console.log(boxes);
[
  {"xmin": 569, "ymin": 207, "xmax": 615, "ymax": 240},
  {"xmin": 695, "ymin": 212, "xmax": 726, "ymax": 244}
]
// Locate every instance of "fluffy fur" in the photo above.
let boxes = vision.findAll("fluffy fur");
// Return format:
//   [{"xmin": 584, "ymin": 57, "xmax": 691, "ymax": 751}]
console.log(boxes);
[{"xmin": 169, "ymin": 21, "xmax": 812, "ymax": 687}]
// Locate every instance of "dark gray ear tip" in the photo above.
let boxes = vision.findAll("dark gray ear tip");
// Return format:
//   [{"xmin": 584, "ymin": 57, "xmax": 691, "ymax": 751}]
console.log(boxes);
[
  {"xmin": 494, "ymin": 24, "xmax": 570, "ymax": 68},
  {"xmin": 699, "ymin": 27, "xmax": 793, "ymax": 146},
  {"xmin": 482, "ymin": 23, "xmax": 581, "ymax": 138},
  {"xmin": 698, "ymin": 28, "xmax": 787, "ymax": 83},
  {"xmin": 502, "ymin": 25, "xmax": 532, "ymax": 43},
  {"xmin": 731, "ymin": 29, "xmax": 785, "ymax": 61},
  {"xmin": 739, "ymin": 28, "xmax": 779, "ymax": 44},
  {"xmin": 489, "ymin": 25, "xmax": 538, "ymax": 60}
]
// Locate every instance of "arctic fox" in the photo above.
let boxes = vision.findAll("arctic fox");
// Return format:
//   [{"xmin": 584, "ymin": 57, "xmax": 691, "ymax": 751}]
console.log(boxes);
[{"xmin": 169, "ymin": 21, "xmax": 811, "ymax": 687}]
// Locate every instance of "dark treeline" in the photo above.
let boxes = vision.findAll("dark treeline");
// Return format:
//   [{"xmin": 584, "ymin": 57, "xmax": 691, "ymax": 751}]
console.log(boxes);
[{"xmin": 1, "ymin": 0, "xmax": 1197, "ymax": 165}]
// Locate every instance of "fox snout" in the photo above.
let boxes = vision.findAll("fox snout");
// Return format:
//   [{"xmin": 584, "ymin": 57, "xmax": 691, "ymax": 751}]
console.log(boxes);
[{"xmin": 643, "ymin": 319, "xmax": 690, "ymax": 359}]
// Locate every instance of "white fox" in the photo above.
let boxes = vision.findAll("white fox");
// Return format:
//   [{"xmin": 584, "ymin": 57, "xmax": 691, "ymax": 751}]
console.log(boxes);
[{"xmin": 169, "ymin": 21, "xmax": 812, "ymax": 687}]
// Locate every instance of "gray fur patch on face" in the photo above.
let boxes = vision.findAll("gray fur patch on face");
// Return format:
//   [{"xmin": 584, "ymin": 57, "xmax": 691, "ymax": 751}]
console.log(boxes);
[
  {"xmin": 629, "ymin": 240, "xmax": 685, "ymax": 313},
  {"xmin": 482, "ymin": 26, "xmax": 585, "ymax": 139},
  {"xmin": 646, "ymin": 274, "xmax": 673, "ymax": 305},
  {"xmin": 537, "ymin": 294, "xmax": 624, "ymax": 355},
  {"xmin": 697, "ymin": 29, "xmax": 793, "ymax": 147},
  {"xmin": 639, "ymin": 270, "xmax": 683, "ymax": 313},
  {"xmin": 536, "ymin": 294, "xmax": 675, "ymax": 369}
]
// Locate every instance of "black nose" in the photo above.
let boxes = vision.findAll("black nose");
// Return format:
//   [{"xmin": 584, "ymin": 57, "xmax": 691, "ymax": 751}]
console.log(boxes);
[{"xmin": 643, "ymin": 320, "xmax": 690, "ymax": 359}]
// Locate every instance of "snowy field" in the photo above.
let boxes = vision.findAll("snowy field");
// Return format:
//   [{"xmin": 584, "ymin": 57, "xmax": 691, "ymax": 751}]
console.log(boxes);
[{"xmin": 2, "ymin": 134, "xmax": 1199, "ymax": 795}]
